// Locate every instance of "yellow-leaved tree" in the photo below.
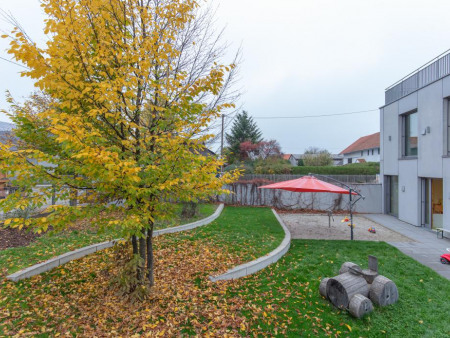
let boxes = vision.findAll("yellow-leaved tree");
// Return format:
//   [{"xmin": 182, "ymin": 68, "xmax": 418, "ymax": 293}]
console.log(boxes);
[{"xmin": 0, "ymin": 0, "xmax": 240, "ymax": 288}]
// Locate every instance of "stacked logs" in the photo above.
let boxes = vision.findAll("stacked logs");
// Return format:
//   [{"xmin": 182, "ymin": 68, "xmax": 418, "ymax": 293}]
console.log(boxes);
[{"xmin": 319, "ymin": 256, "xmax": 398, "ymax": 318}]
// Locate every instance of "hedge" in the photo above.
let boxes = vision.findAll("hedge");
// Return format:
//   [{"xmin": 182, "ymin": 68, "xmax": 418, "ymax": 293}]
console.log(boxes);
[{"xmin": 292, "ymin": 163, "xmax": 379, "ymax": 175}]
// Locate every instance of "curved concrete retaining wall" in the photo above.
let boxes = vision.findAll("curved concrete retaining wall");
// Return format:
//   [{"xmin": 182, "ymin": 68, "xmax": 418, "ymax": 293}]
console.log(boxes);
[
  {"xmin": 154, "ymin": 204, "xmax": 224, "ymax": 236},
  {"xmin": 7, "ymin": 204, "xmax": 224, "ymax": 282},
  {"xmin": 209, "ymin": 209, "xmax": 291, "ymax": 282}
]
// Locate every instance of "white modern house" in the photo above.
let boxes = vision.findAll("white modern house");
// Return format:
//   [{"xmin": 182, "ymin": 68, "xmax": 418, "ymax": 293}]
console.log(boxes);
[
  {"xmin": 340, "ymin": 132, "xmax": 380, "ymax": 165},
  {"xmin": 381, "ymin": 51, "xmax": 450, "ymax": 234}
]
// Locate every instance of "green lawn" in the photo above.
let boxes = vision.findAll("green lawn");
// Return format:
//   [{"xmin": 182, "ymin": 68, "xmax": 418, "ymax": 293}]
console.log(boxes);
[
  {"xmin": 1, "ymin": 206, "xmax": 449, "ymax": 337},
  {"xmin": 170, "ymin": 206, "xmax": 285, "ymax": 261},
  {"xmin": 237, "ymin": 240, "xmax": 450, "ymax": 337},
  {"xmin": 0, "ymin": 203, "xmax": 218, "ymax": 274},
  {"xmin": 154, "ymin": 203, "xmax": 218, "ymax": 229}
]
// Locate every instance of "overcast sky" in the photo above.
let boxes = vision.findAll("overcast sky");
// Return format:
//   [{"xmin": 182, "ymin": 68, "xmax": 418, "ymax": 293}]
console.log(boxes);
[{"xmin": 1, "ymin": 0, "xmax": 450, "ymax": 154}]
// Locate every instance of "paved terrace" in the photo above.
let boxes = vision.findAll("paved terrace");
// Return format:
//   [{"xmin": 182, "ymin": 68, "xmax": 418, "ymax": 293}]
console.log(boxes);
[{"xmin": 363, "ymin": 214, "xmax": 450, "ymax": 280}]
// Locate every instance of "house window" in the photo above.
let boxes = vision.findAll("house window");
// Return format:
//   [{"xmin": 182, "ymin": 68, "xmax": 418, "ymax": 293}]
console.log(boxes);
[
  {"xmin": 386, "ymin": 176, "xmax": 399, "ymax": 217},
  {"xmin": 402, "ymin": 111, "xmax": 418, "ymax": 157},
  {"xmin": 371, "ymin": 149, "xmax": 374, "ymax": 155},
  {"xmin": 361, "ymin": 151, "xmax": 363, "ymax": 156},
  {"xmin": 348, "ymin": 158, "xmax": 353, "ymax": 164},
  {"xmin": 367, "ymin": 150, "xmax": 370, "ymax": 155},
  {"xmin": 378, "ymin": 148, "xmax": 380, "ymax": 155}
]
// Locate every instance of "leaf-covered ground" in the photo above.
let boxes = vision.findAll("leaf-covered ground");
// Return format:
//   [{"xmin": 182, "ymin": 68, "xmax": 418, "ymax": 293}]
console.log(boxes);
[
  {"xmin": 0, "ymin": 206, "xmax": 284, "ymax": 336},
  {"xmin": 1, "ymin": 207, "xmax": 449, "ymax": 336},
  {"xmin": 0, "ymin": 203, "xmax": 217, "ymax": 275}
]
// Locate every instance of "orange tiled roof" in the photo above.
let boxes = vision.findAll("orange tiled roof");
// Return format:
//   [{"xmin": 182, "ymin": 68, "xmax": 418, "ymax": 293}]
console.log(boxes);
[
  {"xmin": 340, "ymin": 132, "xmax": 380, "ymax": 155},
  {"xmin": 282, "ymin": 154, "xmax": 292, "ymax": 160}
]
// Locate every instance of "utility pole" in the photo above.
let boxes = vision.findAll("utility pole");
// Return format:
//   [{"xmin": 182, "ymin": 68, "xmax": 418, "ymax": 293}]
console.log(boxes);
[{"xmin": 220, "ymin": 114, "xmax": 225, "ymax": 173}]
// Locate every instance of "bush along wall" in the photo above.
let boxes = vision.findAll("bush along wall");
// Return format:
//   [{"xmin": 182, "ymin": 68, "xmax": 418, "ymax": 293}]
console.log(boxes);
[{"xmin": 292, "ymin": 164, "xmax": 379, "ymax": 175}]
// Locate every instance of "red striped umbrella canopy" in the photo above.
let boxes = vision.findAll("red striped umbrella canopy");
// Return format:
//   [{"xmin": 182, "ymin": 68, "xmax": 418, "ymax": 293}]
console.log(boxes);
[{"xmin": 258, "ymin": 175, "xmax": 357, "ymax": 195}]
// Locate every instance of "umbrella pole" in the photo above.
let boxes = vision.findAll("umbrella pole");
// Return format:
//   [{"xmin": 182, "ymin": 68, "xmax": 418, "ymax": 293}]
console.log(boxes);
[{"xmin": 349, "ymin": 188, "xmax": 354, "ymax": 241}]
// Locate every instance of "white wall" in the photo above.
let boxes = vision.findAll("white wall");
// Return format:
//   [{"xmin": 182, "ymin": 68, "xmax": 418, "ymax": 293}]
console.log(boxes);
[
  {"xmin": 343, "ymin": 148, "xmax": 380, "ymax": 164},
  {"xmin": 287, "ymin": 156, "xmax": 297, "ymax": 166},
  {"xmin": 417, "ymin": 81, "xmax": 444, "ymax": 178},
  {"xmin": 398, "ymin": 160, "xmax": 420, "ymax": 226},
  {"xmin": 382, "ymin": 102, "xmax": 400, "ymax": 175},
  {"xmin": 382, "ymin": 75, "xmax": 450, "ymax": 230}
]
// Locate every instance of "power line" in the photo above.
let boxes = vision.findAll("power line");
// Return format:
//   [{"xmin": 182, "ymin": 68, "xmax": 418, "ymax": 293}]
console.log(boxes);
[
  {"xmin": 252, "ymin": 109, "xmax": 378, "ymax": 119},
  {"xmin": 0, "ymin": 56, "xmax": 29, "ymax": 69}
]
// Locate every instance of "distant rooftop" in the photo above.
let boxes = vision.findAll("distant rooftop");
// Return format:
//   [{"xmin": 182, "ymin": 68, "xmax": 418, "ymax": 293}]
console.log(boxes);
[
  {"xmin": 291, "ymin": 153, "xmax": 343, "ymax": 160},
  {"xmin": 340, "ymin": 132, "xmax": 380, "ymax": 155},
  {"xmin": 385, "ymin": 49, "xmax": 450, "ymax": 105}
]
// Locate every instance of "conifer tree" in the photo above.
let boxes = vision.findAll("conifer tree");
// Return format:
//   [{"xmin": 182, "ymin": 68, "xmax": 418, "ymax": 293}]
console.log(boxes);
[{"xmin": 225, "ymin": 111, "xmax": 262, "ymax": 162}]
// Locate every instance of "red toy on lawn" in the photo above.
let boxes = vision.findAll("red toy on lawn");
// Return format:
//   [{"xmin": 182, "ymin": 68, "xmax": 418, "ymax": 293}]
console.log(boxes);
[{"xmin": 440, "ymin": 248, "xmax": 450, "ymax": 264}]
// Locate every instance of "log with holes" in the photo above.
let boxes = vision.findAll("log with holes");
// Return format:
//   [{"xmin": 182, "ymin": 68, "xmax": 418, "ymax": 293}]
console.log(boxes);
[{"xmin": 319, "ymin": 256, "xmax": 399, "ymax": 318}]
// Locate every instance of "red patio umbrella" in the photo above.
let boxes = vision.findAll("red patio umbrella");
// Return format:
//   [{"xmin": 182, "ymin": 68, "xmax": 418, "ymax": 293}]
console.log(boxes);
[{"xmin": 259, "ymin": 175, "xmax": 362, "ymax": 240}]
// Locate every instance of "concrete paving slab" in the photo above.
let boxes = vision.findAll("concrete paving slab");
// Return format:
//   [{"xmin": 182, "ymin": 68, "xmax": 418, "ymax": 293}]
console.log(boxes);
[
  {"xmin": 437, "ymin": 271, "xmax": 450, "ymax": 279},
  {"xmin": 363, "ymin": 214, "xmax": 450, "ymax": 281}
]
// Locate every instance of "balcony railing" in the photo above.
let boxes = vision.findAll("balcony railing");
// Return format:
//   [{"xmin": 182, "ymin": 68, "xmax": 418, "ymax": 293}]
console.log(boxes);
[{"xmin": 385, "ymin": 49, "xmax": 450, "ymax": 105}]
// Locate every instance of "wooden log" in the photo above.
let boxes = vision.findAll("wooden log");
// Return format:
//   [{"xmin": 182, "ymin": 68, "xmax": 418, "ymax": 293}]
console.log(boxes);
[
  {"xmin": 368, "ymin": 255, "xmax": 378, "ymax": 272},
  {"xmin": 319, "ymin": 278, "xmax": 330, "ymax": 299},
  {"xmin": 327, "ymin": 272, "xmax": 369, "ymax": 309},
  {"xmin": 339, "ymin": 262, "xmax": 362, "ymax": 275},
  {"xmin": 369, "ymin": 275, "xmax": 399, "ymax": 307},
  {"xmin": 348, "ymin": 294, "xmax": 374, "ymax": 318},
  {"xmin": 361, "ymin": 269, "xmax": 379, "ymax": 284}
]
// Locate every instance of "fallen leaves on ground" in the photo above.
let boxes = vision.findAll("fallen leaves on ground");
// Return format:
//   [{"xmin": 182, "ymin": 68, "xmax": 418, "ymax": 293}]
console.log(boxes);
[
  {"xmin": 0, "ymin": 208, "xmax": 351, "ymax": 336},
  {"xmin": 1, "ymin": 232, "xmax": 258, "ymax": 336}
]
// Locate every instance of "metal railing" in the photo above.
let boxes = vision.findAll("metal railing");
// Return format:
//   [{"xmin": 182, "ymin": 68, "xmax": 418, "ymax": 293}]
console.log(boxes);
[{"xmin": 385, "ymin": 49, "xmax": 450, "ymax": 105}]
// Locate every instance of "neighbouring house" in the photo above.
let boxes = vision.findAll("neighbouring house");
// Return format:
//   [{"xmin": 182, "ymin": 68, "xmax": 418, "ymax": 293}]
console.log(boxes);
[
  {"xmin": 290, "ymin": 153, "xmax": 344, "ymax": 166},
  {"xmin": 381, "ymin": 50, "xmax": 450, "ymax": 234},
  {"xmin": 331, "ymin": 154, "xmax": 344, "ymax": 166},
  {"xmin": 340, "ymin": 132, "xmax": 380, "ymax": 165},
  {"xmin": 282, "ymin": 154, "xmax": 298, "ymax": 166}
]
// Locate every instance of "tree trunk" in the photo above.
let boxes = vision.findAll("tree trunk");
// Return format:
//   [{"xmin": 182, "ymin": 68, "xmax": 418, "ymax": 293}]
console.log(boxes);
[
  {"xmin": 181, "ymin": 201, "xmax": 198, "ymax": 219},
  {"xmin": 146, "ymin": 224, "xmax": 154, "ymax": 286},
  {"xmin": 132, "ymin": 235, "xmax": 138, "ymax": 255},
  {"xmin": 137, "ymin": 230, "xmax": 146, "ymax": 281}
]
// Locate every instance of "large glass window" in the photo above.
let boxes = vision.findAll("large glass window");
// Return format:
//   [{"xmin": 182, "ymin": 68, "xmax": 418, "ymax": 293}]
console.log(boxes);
[
  {"xmin": 403, "ymin": 112, "xmax": 418, "ymax": 157},
  {"xmin": 386, "ymin": 176, "xmax": 399, "ymax": 217}
]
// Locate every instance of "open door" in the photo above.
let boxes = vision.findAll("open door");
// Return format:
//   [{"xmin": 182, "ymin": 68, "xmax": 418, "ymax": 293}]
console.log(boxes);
[
  {"xmin": 422, "ymin": 178, "xmax": 443, "ymax": 229},
  {"xmin": 431, "ymin": 179, "xmax": 443, "ymax": 229}
]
